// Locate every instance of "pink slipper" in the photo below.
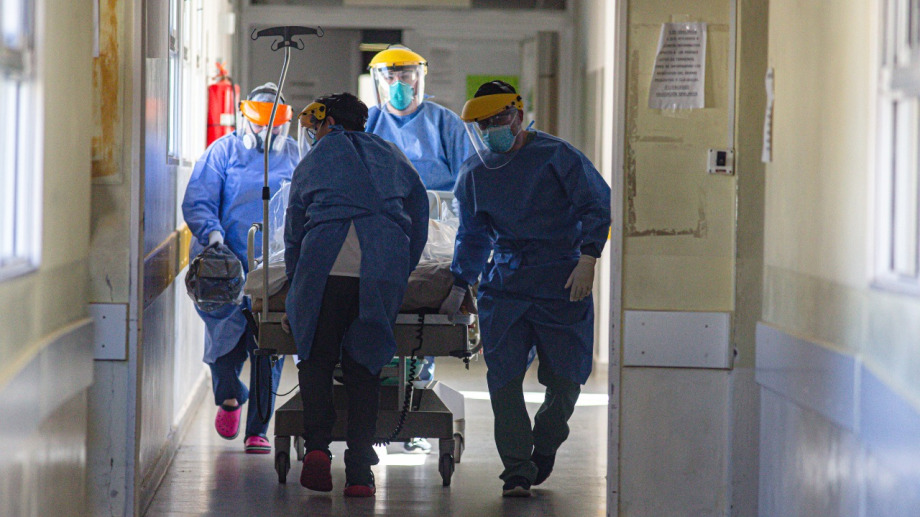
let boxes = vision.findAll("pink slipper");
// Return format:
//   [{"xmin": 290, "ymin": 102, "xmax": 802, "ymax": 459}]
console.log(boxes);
[
  {"xmin": 215, "ymin": 405, "xmax": 241, "ymax": 440},
  {"xmin": 244, "ymin": 435, "xmax": 272, "ymax": 454}
]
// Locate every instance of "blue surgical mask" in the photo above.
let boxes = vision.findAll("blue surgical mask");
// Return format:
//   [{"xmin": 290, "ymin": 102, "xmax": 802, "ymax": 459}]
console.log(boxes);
[
  {"xmin": 482, "ymin": 125, "xmax": 516, "ymax": 153},
  {"xmin": 389, "ymin": 81, "xmax": 414, "ymax": 111}
]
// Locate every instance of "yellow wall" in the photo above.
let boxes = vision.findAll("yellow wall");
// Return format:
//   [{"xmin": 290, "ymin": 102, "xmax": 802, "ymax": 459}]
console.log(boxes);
[
  {"xmin": 89, "ymin": 0, "xmax": 133, "ymax": 305},
  {"xmin": 0, "ymin": 0, "xmax": 93, "ymax": 386},
  {"xmin": 624, "ymin": 0, "xmax": 735, "ymax": 311},
  {"xmin": 765, "ymin": 1, "xmax": 920, "ymax": 398}
]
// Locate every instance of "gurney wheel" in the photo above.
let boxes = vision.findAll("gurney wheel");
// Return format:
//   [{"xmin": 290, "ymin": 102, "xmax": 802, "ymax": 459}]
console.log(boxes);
[
  {"xmin": 438, "ymin": 453, "xmax": 454, "ymax": 486},
  {"xmin": 275, "ymin": 451, "xmax": 290, "ymax": 484},
  {"xmin": 453, "ymin": 433, "xmax": 464, "ymax": 463}
]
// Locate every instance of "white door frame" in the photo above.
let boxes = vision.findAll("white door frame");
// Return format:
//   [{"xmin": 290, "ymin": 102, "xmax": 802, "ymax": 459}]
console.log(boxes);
[
  {"xmin": 608, "ymin": 0, "xmax": 628, "ymax": 515},
  {"xmin": 238, "ymin": 2, "xmax": 624, "ymax": 515}
]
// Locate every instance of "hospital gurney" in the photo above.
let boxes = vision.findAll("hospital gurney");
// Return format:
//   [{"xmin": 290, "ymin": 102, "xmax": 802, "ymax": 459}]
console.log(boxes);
[{"xmin": 244, "ymin": 191, "xmax": 478, "ymax": 487}]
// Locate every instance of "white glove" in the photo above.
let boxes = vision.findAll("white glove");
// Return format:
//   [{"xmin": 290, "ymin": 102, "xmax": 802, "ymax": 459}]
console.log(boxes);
[
  {"xmin": 565, "ymin": 255, "xmax": 597, "ymax": 302},
  {"xmin": 208, "ymin": 230, "xmax": 224, "ymax": 247},
  {"xmin": 439, "ymin": 285, "xmax": 467, "ymax": 321}
]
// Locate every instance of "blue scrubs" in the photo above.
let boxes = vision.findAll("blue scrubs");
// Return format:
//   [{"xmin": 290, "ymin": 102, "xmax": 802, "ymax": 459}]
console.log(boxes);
[
  {"xmin": 182, "ymin": 131, "xmax": 299, "ymax": 363},
  {"xmin": 451, "ymin": 131, "xmax": 611, "ymax": 390},
  {"xmin": 366, "ymin": 101, "xmax": 472, "ymax": 191},
  {"xmin": 284, "ymin": 129, "xmax": 429, "ymax": 374},
  {"xmin": 368, "ymin": 101, "xmax": 472, "ymax": 382}
]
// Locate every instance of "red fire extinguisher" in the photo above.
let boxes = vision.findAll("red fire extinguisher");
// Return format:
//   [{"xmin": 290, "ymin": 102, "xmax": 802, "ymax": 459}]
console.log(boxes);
[{"xmin": 207, "ymin": 62, "xmax": 240, "ymax": 147}]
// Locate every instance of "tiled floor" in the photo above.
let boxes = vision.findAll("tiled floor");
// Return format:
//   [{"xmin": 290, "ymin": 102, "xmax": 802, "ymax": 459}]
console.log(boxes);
[{"xmin": 146, "ymin": 356, "xmax": 608, "ymax": 516}]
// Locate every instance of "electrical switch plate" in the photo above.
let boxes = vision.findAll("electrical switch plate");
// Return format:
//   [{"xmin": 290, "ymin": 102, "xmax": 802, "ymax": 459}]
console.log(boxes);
[
  {"xmin": 90, "ymin": 303, "xmax": 128, "ymax": 360},
  {"xmin": 708, "ymin": 148, "xmax": 734, "ymax": 175}
]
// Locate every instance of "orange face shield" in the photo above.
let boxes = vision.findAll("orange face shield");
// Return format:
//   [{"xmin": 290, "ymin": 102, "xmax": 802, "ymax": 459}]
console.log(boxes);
[{"xmin": 239, "ymin": 100, "xmax": 293, "ymax": 127}]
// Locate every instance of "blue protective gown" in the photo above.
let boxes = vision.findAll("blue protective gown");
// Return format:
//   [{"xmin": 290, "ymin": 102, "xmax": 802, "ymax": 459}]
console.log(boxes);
[
  {"xmin": 182, "ymin": 131, "xmax": 300, "ymax": 363},
  {"xmin": 366, "ymin": 101, "xmax": 472, "ymax": 191},
  {"xmin": 451, "ymin": 131, "xmax": 611, "ymax": 390},
  {"xmin": 284, "ymin": 129, "xmax": 429, "ymax": 374}
]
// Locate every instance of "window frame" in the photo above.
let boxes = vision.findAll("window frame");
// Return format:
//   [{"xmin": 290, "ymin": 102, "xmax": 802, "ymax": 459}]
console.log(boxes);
[
  {"xmin": 875, "ymin": 0, "xmax": 920, "ymax": 296},
  {"xmin": 0, "ymin": 0, "xmax": 41, "ymax": 282}
]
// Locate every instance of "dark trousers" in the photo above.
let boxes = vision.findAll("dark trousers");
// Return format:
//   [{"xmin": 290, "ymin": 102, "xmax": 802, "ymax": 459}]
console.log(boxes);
[
  {"xmin": 298, "ymin": 276, "xmax": 380, "ymax": 469},
  {"xmin": 490, "ymin": 347, "xmax": 580, "ymax": 483},
  {"xmin": 209, "ymin": 326, "xmax": 284, "ymax": 438}
]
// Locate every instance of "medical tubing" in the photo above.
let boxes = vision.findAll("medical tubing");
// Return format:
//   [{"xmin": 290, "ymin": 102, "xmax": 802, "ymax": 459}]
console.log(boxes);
[
  {"xmin": 374, "ymin": 313, "xmax": 425, "ymax": 447},
  {"xmin": 271, "ymin": 383, "xmax": 299, "ymax": 398},
  {"xmin": 253, "ymin": 354, "xmax": 273, "ymax": 425}
]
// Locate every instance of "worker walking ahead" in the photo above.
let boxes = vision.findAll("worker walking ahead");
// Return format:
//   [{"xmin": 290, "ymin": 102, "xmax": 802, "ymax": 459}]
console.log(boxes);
[
  {"xmin": 284, "ymin": 93, "xmax": 428, "ymax": 497},
  {"xmin": 440, "ymin": 81, "xmax": 611, "ymax": 497},
  {"xmin": 366, "ymin": 45, "xmax": 471, "ymax": 191},
  {"xmin": 366, "ymin": 45, "xmax": 472, "ymax": 454},
  {"xmin": 182, "ymin": 82, "xmax": 299, "ymax": 454}
]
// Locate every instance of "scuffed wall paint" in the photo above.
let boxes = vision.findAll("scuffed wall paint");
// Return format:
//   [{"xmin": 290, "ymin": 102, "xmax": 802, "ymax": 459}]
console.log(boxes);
[
  {"xmin": 623, "ymin": 2, "xmax": 735, "ymax": 312},
  {"xmin": 92, "ymin": 0, "xmax": 123, "ymax": 180},
  {"xmin": 89, "ymin": 0, "xmax": 132, "ymax": 305}
]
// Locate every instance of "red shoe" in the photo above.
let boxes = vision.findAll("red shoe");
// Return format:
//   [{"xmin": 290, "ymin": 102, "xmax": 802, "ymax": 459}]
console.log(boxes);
[
  {"xmin": 214, "ymin": 405, "xmax": 241, "ymax": 440},
  {"xmin": 344, "ymin": 470, "xmax": 376, "ymax": 497},
  {"xmin": 301, "ymin": 450, "xmax": 333, "ymax": 492},
  {"xmin": 343, "ymin": 483, "xmax": 376, "ymax": 498},
  {"xmin": 244, "ymin": 435, "xmax": 271, "ymax": 454}
]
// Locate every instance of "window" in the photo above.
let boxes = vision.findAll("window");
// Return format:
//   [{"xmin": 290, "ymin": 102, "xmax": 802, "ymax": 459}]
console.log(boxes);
[
  {"xmin": 0, "ymin": 0, "xmax": 39, "ymax": 279},
  {"xmin": 167, "ymin": 0, "xmax": 180, "ymax": 158},
  {"xmin": 876, "ymin": 0, "xmax": 920, "ymax": 295}
]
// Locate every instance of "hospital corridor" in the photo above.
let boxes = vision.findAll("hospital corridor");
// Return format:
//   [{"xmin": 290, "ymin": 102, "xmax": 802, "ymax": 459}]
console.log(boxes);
[{"xmin": 4, "ymin": 1, "xmax": 920, "ymax": 516}]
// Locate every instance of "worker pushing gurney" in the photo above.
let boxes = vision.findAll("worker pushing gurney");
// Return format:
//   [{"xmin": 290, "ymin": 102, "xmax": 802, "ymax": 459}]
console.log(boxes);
[{"xmin": 281, "ymin": 92, "xmax": 444, "ymax": 497}]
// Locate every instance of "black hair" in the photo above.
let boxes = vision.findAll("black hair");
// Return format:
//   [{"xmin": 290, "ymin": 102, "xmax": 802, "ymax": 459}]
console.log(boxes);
[
  {"xmin": 314, "ymin": 92, "xmax": 368, "ymax": 131},
  {"xmin": 474, "ymin": 80, "xmax": 516, "ymax": 98}
]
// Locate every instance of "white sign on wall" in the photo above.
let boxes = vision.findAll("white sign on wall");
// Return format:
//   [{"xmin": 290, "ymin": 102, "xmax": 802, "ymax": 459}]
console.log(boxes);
[{"xmin": 648, "ymin": 22, "xmax": 707, "ymax": 110}]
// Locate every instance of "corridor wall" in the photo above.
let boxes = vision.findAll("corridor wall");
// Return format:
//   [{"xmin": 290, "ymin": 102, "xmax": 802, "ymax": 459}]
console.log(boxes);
[
  {"xmin": 0, "ymin": 0, "xmax": 95, "ymax": 515},
  {"xmin": 758, "ymin": 1, "xmax": 920, "ymax": 514}
]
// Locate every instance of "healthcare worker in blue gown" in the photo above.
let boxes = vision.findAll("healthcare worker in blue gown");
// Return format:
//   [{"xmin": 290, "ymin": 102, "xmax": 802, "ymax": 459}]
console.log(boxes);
[
  {"xmin": 366, "ymin": 45, "xmax": 471, "ymax": 191},
  {"xmin": 366, "ymin": 46, "xmax": 472, "ymax": 453},
  {"xmin": 439, "ymin": 81, "xmax": 611, "ymax": 498},
  {"xmin": 284, "ymin": 93, "xmax": 428, "ymax": 497},
  {"xmin": 182, "ymin": 82, "xmax": 298, "ymax": 454}
]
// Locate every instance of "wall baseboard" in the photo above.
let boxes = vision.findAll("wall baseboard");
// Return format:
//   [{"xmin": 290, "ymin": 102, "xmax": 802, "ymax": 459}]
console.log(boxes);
[
  {"xmin": 755, "ymin": 322, "xmax": 858, "ymax": 431},
  {"xmin": 756, "ymin": 321, "xmax": 920, "ymax": 476}
]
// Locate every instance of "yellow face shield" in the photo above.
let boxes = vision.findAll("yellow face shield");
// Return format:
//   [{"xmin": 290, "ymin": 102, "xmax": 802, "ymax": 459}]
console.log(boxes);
[
  {"xmin": 297, "ymin": 102, "xmax": 328, "ymax": 159},
  {"xmin": 299, "ymin": 101, "xmax": 327, "ymax": 127},
  {"xmin": 460, "ymin": 93, "xmax": 524, "ymax": 123},
  {"xmin": 368, "ymin": 46, "xmax": 428, "ymax": 111}
]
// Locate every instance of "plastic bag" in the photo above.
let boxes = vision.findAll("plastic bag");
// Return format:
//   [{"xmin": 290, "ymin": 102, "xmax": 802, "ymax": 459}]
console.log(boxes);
[
  {"xmin": 265, "ymin": 180, "xmax": 290, "ymax": 266},
  {"xmin": 185, "ymin": 243, "xmax": 245, "ymax": 312},
  {"xmin": 421, "ymin": 201, "xmax": 459, "ymax": 261}
]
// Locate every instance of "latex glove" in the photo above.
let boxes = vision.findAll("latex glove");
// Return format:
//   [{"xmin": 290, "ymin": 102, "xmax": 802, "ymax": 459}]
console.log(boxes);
[
  {"xmin": 281, "ymin": 313, "xmax": 291, "ymax": 334},
  {"xmin": 439, "ymin": 285, "xmax": 467, "ymax": 321},
  {"xmin": 564, "ymin": 255, "xmax": 597, "ymax": 302},
  {"xmin": 208, "ymin": 230, "xmax": 224, "ymax": 247}
]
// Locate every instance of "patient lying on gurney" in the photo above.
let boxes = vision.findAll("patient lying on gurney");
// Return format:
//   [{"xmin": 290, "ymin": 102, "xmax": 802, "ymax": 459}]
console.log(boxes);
[{"xmin": 244, "ymin": 178, "xmax": 476, "ymax": 316}]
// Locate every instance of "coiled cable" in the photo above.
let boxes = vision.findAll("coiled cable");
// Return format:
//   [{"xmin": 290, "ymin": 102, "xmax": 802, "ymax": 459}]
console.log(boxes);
[{"xmin": 375, "ymin": 313, "xmax": 425, "ymax": 446}]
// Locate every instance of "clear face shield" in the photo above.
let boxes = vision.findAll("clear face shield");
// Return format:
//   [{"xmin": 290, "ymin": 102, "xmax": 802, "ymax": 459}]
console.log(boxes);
[
  {"xmin": 369, "ymin": 64, "xmax": 426, "ymax": 112},
  {"xmin": 296, "ymin": 117, "xmax": 314, "ymax": 159},
  {"xmin": 239, "ymin": 99, "xmax": 292, "ymax": 153},
  {"xmin": 297, "ymin": 101, "xmax": 328, "ymax": 159},
  {"xmin": 241, "ymin": 117, "xmax": 290, "ymax": 153},
  {"xmin": 464, "ymin": 108, "xmax": 524, "ymax": 170}
]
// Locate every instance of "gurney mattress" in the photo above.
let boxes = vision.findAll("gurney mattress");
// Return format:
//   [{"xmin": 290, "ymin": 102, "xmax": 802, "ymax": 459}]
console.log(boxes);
[{"xmin": 250, "ymin": 258, "xmax": 464, "ymax": 314}]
